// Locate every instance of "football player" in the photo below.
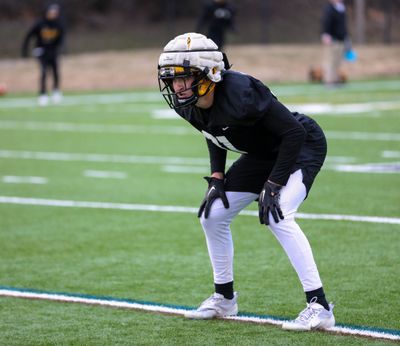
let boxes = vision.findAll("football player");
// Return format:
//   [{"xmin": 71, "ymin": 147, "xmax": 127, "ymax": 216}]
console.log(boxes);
[
  {"xmin": 22, "ymin": 3, "xmax": 65, "ymax": 106},
  {"xmin": 158, "ymin": 32, "xmax": 335, "ymax": 331}
]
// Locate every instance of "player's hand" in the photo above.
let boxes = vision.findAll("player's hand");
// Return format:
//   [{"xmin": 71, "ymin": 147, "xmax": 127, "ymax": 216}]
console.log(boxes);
[
  {"xmin": 258, "ymin": 181, "xmax": 284, "ymax": 225},
  {"xmin": 198, "ymin": 177, "xmax": 229, "ymax": 218}
]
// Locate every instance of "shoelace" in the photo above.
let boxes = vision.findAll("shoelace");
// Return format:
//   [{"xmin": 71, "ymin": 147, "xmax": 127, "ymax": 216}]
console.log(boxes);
[
  {"xmin": 200, "ymin": 294, "xmax": 224, "ymax": 309},
  {"xmin": 297, "ymin": 297, "xmax": 321, "ymax": 322}
]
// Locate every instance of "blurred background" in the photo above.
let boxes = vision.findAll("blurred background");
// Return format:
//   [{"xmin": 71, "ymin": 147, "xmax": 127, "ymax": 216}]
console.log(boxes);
[{"xmin": 0, "ymin": 0, "xmax": 399, "ymax": 92}]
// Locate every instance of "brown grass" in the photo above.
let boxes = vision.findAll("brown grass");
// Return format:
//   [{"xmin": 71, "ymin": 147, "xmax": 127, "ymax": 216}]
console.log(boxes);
[{"xmin": 1, "ymin": 44, "xmax": 399, "ymax": 93}]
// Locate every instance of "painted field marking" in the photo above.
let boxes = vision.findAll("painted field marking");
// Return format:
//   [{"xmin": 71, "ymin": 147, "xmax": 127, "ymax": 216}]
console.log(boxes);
[
  {"xmin": 153, "ymin": 100, "xmax": 400, "ymax": 119},
  {"xmin": 1, "ymin": 150, "xmax": 397, "ymax": 174},
  {"xmin": 332, "ymin": 162, "xmax": 400, "ymax": 174},
  {"xmin": 83, "ymin": 170, "xmax": 127, "ymax": 179},
  {"xmin": 0, "ymin": 287, "xmax": 399, "ymax": 341},
  {"xmin": 382, "ymin": 151, "xmax": 400, "ymax": 158},
  {"xmin": 161, "ymin": 165, "xmax": 208, "ymax": 174},
  {"xmin": 0, "ymin": 92, "xmax": 163, "ymax": 108},
  {"xmin": 0, "ymin": 196, "xmax": 399, "ymax": 225},
  {"xmin": 0, "ymin": 120, "xmax": 193, "ymax": 135},
  {"xmin": 0, "ymin": 80, "xmax": 399, "ymax": 109},
  {"xmin": 1, "ymin": 120, "xmax": 399, "ymax": 141},
  {"xmin": 0, "ymin": 150, "xmax": 210, "ymax": 166},
  {"xmin": 1, "ymin": 176, "xmax": 48, "ymax": 184}
]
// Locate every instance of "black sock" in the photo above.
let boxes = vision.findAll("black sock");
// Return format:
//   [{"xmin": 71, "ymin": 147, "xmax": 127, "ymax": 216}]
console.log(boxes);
[
  {"xmin": 305, "ymin": 287, "xmax": 330, "ymax": 310},
  {"xmin": 214, "ymin": 281, "xmax": 234, "ymax": 300}
]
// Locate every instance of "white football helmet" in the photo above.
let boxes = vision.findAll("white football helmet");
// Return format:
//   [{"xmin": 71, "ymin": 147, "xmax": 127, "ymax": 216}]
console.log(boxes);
[{"xmin": 158, "ymin": 32, "xmax": 226, "ymax": 109}]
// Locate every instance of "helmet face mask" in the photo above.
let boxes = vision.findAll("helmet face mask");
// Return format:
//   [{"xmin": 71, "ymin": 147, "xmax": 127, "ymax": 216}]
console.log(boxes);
[
  {"xmin": 158, "ymin": 65, "xmax": 214, "ymax": 109},
  {"xmin": 158, "ymin": 33, "xmax": 224, "ymax": 109}
]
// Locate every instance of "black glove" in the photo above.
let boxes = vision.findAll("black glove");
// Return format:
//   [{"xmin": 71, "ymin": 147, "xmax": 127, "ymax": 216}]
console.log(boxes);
[
  {"xmin": 258, "ymin": 181, "xmax": 284, "ymax": 225},
  {"xmin": 198, "ymin": 177, "xmax": 229, "ymax": 218}
]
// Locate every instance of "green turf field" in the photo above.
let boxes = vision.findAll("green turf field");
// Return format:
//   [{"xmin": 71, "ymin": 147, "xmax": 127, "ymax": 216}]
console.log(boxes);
[{"xmin": 0, "ymin": 79, "xmax": 399, "ymax": 345}]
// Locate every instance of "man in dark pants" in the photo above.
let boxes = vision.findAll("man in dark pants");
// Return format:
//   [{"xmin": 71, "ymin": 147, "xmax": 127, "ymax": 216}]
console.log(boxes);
[
  {"xmin": 321, "ymin": 0, "xmax": 348, "ymax": 85},
  {"xmin": 22, "ymin": 3, "xmax": 65, "ymax": 106},
  {"xmin": 158, "ymin": 33, "xmax": 335, "ymax": 331},
  {"xmin": 196, "ymin": 0, "xmax": 236, "ymax": 50}
]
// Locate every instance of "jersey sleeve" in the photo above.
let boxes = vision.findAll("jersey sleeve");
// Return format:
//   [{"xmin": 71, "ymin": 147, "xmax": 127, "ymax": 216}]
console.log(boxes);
[
  {"xmin": 262, "ymin": 98, "xmax": 306, "ymax": 186},
  {"xmin": 206, "ymin": 139, "xmax": 227, "ymax": 174}
]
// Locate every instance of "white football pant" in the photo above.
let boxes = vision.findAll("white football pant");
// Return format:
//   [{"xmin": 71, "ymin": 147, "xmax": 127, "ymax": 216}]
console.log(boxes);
[{"xmin": 199, "ymin": 169, "xmax": 323, "ymax": 292}]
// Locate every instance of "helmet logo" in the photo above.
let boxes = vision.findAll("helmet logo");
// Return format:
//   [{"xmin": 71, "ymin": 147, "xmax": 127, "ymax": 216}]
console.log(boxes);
[{"xmin": 187, "ymin": 36, "xmax": 191, "ymax": 49}]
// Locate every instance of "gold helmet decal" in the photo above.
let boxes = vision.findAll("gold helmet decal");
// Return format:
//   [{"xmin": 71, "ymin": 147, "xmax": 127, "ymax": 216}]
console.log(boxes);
[{"xmin": 187, "ymin": 36, "xmax": 191, "ymax": 49}]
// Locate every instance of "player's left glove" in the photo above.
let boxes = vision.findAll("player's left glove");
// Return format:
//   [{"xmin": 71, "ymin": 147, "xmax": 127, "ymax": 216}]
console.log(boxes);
[
  {"xmin": 258, "ymin": 181, "xmax": 284, "ymax": 225},
  {"xmin": 198, "ymin": 177, "xmax": 229, "ymax": 218}
]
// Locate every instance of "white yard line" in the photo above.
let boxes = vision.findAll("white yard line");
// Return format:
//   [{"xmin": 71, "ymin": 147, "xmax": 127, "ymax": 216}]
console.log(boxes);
[
  {"xmin": 0, "ymin": 288, "xmax": 398, "ymax": 341},
  {"xmin": 332, "ymin": 162, "xmax": 400, "ymax": 174},
  {"xmin": 0, "ymin": 150, "xmax": 210, "ymax": 166},
  {"xmin": 83, "ymin": 170, "xmax": 127, "ymax": 179},
  {"xmin": 0, "ymin": 120, "xmax": 193, "ymax": 135},
  {"xmin": 0, "ymin": 196, "xmax": 399, "ymax": 225},
  {"xmin": 1, "ymin": 176, "xmax": 48, "ymax": 184},
  {"xmin": 1, "ymin": 150, "xmax": 398, "ymax": 174},
  {"xmin": 382, "ymin": 151, "xmax": 400, "ymax": 158},
  {"xmin": 0, "ymin": 92, "xmax": 163, "ymax": 108},
  {"xmin": 0, "ymin": 120, "xmax": 399, "ymax": 141}
]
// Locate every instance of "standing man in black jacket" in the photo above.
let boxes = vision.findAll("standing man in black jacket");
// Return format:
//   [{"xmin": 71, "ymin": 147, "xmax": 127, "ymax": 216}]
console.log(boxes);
[
  {"xmin": 22, "ymin": 3, "xmax": 65, "ymax": 106},
  {"xmin": 321, "ymin": 0, "xmax": 348, "ymax": 86},
  {"xmin": 196, "ymin": 0, "xmax": 236, "ymax": 50},
  {"xmin": 158, "ymin": 32, "xmax": 335, "ymax": 331}
]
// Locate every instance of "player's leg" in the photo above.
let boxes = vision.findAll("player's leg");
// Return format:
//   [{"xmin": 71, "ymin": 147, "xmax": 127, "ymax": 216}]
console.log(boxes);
[
  {"xmin": 185, "ymin": 191, "xmax": 257, "ymax": 319},
  {"xmin": 38, "ymin": 56, "xmax": 49, "ymax": 106},
  {"xmin": 50, "ymin": 55, "xmax": 62, "ymax": 103},
  {"xmin": 266, "ymin": 170, "xmax": 334, "ymax": 331},
  {"xmin": 185, "ymin": 155, "xmax": 270, "ymax": 319}
]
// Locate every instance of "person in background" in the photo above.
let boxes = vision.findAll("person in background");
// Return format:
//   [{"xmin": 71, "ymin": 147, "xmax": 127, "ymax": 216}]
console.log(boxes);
[
  {"xmin": 321, "ymin": 0, "xmax": 348, "ymax": 86},
  {"xmin": 196, "ymin": 0, "xmax": 236, "ymax": 50},
  {"xmin": 22, "ymin": 3, "xmax": 65, "ymax": 106}
]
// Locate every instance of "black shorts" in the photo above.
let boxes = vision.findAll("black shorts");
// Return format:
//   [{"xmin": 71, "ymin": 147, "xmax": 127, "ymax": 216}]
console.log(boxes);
[{"xmin": 225, "ymin": 117, "xmax": 327, "ymax": 195}]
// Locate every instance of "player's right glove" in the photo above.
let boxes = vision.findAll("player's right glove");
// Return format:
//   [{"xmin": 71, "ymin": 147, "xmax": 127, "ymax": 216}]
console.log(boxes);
[
  {"xmin": 258, "ymin": 181, "xmax": 284, "ymax": 225},
  {"xmin": 198, "ymin": 177, "xmax": 229, "ymax": 218}
]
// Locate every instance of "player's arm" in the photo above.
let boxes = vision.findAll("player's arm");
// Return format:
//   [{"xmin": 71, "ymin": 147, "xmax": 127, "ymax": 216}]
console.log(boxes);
[
  {"xmin": 258, "ymin": 98, "xmax": 306, "ymax": 225},
  {"xmin": 21, "ymin": 22, "xmax": 39, "ymax": 58},
  {"xmin": 263, "ymin": 97, "xmax": 306, "ymax": 186},
  {"xmin": 198, "ymin": 139, "xmax": 229, "ymax": 218}
]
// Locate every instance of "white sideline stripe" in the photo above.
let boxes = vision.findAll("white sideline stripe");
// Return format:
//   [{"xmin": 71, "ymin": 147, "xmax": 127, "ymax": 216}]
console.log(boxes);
[
  {"xmin": 1, "ymin": 120, "xmax": 399, "ymax": 141},
  {"xmin": 83, "ymin": 170, "xmax": 127, "ymax": 179},
  {"xmin": 0, "ymin": 196, "xmax": 399, "ymax": 225},
  {"xmin": 1, "ymin": 176, "xmax": 48, "ymax": 184},
  {"xmin": 0, "ymin": 289, "xmax": 398, "ymax": 341}
]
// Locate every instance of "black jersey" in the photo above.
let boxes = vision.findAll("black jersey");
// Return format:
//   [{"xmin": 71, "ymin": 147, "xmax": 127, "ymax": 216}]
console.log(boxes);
[
  {"xmin": 176, "ymin": 70, "xmax": 326, "ymax": 187},
  {"xmin": 22, "ymin": 18, "xmax": 64, "ymax": 57}
]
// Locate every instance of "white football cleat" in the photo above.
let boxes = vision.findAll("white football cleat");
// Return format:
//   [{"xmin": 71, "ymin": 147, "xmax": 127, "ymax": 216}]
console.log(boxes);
[
  {"xmin": 38, "ymin": 94, "xmax": 49, "ymax": 106},
  {"xmin": 185, "ymin": 292, "xmax": 238, "ymax": 319},
  {"xmin": 282, "ymin": 298, "xmax": 335, "ymax": 331},
  {"xmin": 52, "ymin": 90, "xmax": 63, "ymax": 104}
]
